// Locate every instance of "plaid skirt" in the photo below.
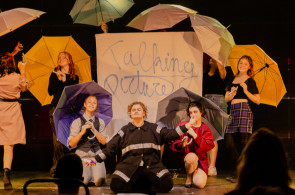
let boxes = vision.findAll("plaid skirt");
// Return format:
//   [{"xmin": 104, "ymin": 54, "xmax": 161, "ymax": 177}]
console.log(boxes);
[{"xmin": 226, "ymin": 102, "xmax": 253, "ymax": 134}]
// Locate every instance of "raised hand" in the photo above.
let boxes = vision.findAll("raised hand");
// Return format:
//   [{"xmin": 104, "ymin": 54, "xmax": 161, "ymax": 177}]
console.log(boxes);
[
  {"xmin": 240, "ymin": 82, "xmax": 248, "ymax": 92},
  {"xmin": 17, "ymin": 61, "xmax": 26, "ymax": 74},
  {"xmin": 12, "ymin": 42, "xmax": 23, "ymax": 56},
  {"xmin": 54, "ymin": 71, "xmax": 66, "ymax": 82},
  {"xmin": 101, "ymin": 21, "xmax": 108, "ymax": 33}
]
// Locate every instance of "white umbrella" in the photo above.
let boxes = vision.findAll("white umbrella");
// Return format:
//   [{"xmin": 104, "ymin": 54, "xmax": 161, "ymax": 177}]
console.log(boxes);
[
  {"xmin": 0, "ymin": 8, "xmax": 45, "ymax": 37},
  {"xmin": 70, "ymin": 0, "xmax": 134, "ymax": 27},
  {"xmin": 127, "ymin": 4, "xmax": 197, "ymax": 31},
  {"xmin": 189, "ymin": 13, "xmax": 235, "ymax": 66}
]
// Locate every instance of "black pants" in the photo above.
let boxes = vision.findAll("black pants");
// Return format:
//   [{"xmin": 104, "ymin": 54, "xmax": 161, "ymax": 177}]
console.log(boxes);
[
  {"xmin": 49, "ymin": 106, "xmax": 68, "ymax": 175},
  {"xmin": 110, "ymin": 166, "xmax": 173, "ymax": 194}
]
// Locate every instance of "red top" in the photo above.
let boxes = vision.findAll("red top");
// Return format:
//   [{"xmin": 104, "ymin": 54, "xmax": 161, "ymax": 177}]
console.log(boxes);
[{"xmin": 169, "ymin": 121, "xmax": 214, "ymax": 175}]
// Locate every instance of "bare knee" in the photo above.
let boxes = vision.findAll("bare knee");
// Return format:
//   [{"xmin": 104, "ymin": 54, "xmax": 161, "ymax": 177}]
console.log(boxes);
[
  {"xmin": 184, "ymin": 153, "xmax": 198, "ymax": 164},
  {"xmin": 192, "ymin": 169, "xmax": 207, "ymax": 189}
]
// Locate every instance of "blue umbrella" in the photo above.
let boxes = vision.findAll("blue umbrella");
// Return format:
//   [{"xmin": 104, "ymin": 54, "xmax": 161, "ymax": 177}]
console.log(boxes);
[{"xmin": 53, "ymin": 81, "xmax": 112, "ymax": 148}]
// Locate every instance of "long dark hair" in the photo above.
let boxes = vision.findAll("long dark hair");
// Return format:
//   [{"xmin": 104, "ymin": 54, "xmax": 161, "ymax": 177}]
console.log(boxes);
[
  {"xmin": 0, "ymin": 52, "xmax": 17, "ymax": 78},
  {"xmin": 236, "ymin": 128, "xmax": 291, "ymax": 191}
]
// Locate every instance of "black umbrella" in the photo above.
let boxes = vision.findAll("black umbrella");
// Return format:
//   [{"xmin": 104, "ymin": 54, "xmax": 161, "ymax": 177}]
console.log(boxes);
[{"xmin": 156, "ymin": 87, "xmax": 230, "ymax": 141}]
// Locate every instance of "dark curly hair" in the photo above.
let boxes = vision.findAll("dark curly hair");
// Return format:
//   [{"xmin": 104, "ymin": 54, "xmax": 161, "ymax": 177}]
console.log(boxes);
[
  {"xmin": 186, "ymin": 101, "xmax": 205, "ymax": 116},
  {"xmin": 0, "ymin": 52, "xmax": 17, "ymax": 78}
]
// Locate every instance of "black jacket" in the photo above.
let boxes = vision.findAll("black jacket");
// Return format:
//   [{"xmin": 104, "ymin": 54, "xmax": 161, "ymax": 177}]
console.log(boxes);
[{"xmin": 95, "ymin": 121, "xmax": 188, "ymax": 182}]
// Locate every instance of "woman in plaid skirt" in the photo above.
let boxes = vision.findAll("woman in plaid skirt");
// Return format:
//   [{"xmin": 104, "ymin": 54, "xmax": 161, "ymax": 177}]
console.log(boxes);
[{"xmin": 224, "ymin": 55, "xmax": 260, "ymax": 161}]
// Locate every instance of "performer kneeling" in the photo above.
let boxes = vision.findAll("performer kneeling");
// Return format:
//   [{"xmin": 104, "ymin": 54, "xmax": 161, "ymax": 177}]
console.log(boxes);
[
  {"xmin": 169, "ymin": 101, "xmax": 215, "ymax": 188},
  {"xmin": 68, "ymin": 95, "xmax": 107, "ymax": 187}
]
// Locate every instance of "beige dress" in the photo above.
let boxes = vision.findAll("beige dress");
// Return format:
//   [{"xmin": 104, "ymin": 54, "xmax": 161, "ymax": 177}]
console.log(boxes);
[{"xmin": 0, "ymin": 73, "xmax": 29, "ymax": 145}]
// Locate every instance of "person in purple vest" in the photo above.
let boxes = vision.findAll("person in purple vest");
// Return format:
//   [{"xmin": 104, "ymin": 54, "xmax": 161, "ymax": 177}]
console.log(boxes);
[{"xmin": 68, "ymin": 95, "xmax": 107, "ymax": 187}]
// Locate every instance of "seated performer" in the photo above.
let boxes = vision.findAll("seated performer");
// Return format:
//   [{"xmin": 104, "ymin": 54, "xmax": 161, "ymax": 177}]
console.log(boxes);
[{"xmin": 92, "ymin": 101, "xmax": 196, "ymax": 193}]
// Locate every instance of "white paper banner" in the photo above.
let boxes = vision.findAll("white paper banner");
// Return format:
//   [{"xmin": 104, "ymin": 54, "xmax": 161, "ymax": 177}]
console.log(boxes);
[{"xmin": 96, "ymin": 32, "xmax": 203, "ymax": 137}]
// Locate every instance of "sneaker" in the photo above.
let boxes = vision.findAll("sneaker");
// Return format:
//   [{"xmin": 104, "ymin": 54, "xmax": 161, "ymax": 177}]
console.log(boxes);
[{"xmin": 208, "ymin": 166, "xmax": 217, "ymax": 176}]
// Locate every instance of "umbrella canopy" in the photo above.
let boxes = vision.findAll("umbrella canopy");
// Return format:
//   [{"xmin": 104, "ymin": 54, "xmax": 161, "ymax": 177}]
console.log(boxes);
[
  {"xmin": 156, "ymin": 87, "xmax": 230, "ymax": 141},
  {"xmin": 53, "ymin": 81, "xmax": 112, "ymax": 148},
  {"xmin": 127, "ymin": 4, "xmax": 197, "ymax": 31},
  {"xmin": 25, "ymin": 36, "xmax": 92, "ymax": 106},
  {"xmin": 228, "ymin": 45, "xmax": 287, "ymax": 107},
  {"xmin": 189, "ymin": 13, "xmax": 235, "ymax": 66},
  {"xmin": 0, "ymin": 8, "xmax": 45, "ymax": 37},
  {"xmin": 70, "ymin": 0, "xmax": 134, "ymax": 27}
]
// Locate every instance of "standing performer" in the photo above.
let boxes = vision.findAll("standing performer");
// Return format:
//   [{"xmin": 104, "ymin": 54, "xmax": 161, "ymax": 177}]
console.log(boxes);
[
  {"xmin": 0, "ymin": 42, "xmax": 29, "ymax": 190},
  {"xmin": 68, "ymin": 95, "xmax": 107, "ymax": 187},
  {"xmin": 203, "ymin": 57, "xmax": 229, "ymax": 176},
  {"xmin": 48, "ymin": 51, "xmax": 79, "ymax": 177},
  {"xmin": 92, "ymin": 101, "xmax": 196, "ymax": 193},
  {"xmin": 225, "ymin": 55, "xmax": 260, "ymax": 162},
  {"xmin": 169, "ymin": 102, "xmax": 214, "ymax": 188}
]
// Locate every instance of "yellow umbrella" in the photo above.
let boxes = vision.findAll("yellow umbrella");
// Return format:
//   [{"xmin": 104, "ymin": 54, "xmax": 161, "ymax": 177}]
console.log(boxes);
[
  {"xmin": 228, "ymin": 44, "xmax": 286, "ymax": 107},
  {"xmin": 25, "ymin": 36, "xmax": 92, "ymax": 106}
]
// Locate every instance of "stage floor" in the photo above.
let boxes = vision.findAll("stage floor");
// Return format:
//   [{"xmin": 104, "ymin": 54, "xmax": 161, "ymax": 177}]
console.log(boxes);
[{"xmin": 1, "ymin": 171, "xmax": 295, "ymax": 195}]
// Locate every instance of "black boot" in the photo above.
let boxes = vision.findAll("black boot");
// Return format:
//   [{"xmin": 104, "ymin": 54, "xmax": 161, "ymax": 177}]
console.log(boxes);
[{"xmin": 3, "ymin": 168, "xmax": 12, "ymax": 190}]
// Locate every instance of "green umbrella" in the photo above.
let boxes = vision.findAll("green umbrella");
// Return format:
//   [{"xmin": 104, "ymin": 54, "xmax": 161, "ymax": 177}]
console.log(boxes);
[{"xmin": 70, "ymin": 0, "xmax": 134, "ymax": 27}]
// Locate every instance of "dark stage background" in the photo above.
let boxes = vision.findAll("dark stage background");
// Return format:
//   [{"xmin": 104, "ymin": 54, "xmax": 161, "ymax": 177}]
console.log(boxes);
[{"xmin": 1, "ymin": 0, "xmax": 295, "ymax": 172}]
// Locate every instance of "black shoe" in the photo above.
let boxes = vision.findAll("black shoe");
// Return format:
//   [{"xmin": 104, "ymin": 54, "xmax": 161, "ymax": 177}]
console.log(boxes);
[
  {"xmin": 50, "ymin": 168, "xmax": 56, "ymax": 178},
  {"xmin": 184, "ymin": 183, "xmax": 192, "ymax": 188},
  {"xmin": 226, "ymin": 177, "xmax": 237, "ymax": 183},
  {"xmin": 87, "ymin": 182, "xmax": 95, "ymax": 186},
  {"xmin": 3, "ymin": 168, "xmax": 12, "ymax": 190}
]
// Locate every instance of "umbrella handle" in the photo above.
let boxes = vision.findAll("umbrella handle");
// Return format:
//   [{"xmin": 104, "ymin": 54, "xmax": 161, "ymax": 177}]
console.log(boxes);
[
  {"xmin": 87, "ymin": 128, "xmax": 96, "ymax": 140},
  {"xmin": 182, "ymin": 136, "xmax": 193, "ymax": 145},
  {"xmin": 87, "ymin": 135, "xmax": 96, "ymax": 140},
  {"xmin": 22, "ymin": 53, "xmax": 27, "ymax": 64}
]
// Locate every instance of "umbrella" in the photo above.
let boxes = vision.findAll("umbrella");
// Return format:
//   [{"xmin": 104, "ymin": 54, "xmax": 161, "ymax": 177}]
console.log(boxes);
[
  {"xmin": 228, "ymin": 44, "xmax": 287, "ymax": 107},
  {"xmin": 0, "ymin": 8, "xmax": 45, "ymax": 37},
  {"xmin": 189, "ymin": 13, "xmax": 235, "ymax": 66},
  {"xmin": 53, "ymin": 81, "xmax": 112, "ymax": 148},
  {"xmin": 127, "ymin": 4, "xmax": 197, "ymax": 31},
  {"xmin": 156, "ymin": 87, "xmax": 230, "ymax": 141},
  {"xmin": 25, "ymin": 36, "xmax": 92, "ymax": 106},
  {"xmin": 70, "ymin": 0, "xmax": 134, "ymax": 27}
]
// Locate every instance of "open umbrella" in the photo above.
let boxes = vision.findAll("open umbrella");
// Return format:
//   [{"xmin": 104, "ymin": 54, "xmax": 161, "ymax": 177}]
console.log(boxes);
[
  {"xmin": 127, "ymin": 4, "xmax": 197, "ymax": 31},
  {"xmin": 0, "ymin": 8, "xmax": 45, "ymax": 37},
  {"xmin": 156, "ymin": 87, "xmax": 230, "ymax": 141},
  {"xmin": 25, "ymin": 36, "xmax": 92, "ymax": 106},
  {"xmin": 53, "ymin": 81, "xmax": 112, "ymax": 148},
  {"xmin": 189, "ymin": 13, "xmax": 235, "ymax": 66},
  {"xmin": 70, "ymin": 0, "xmax": 134, "ymax": 27},
  {"xmin": 228, "ymin": 44, "xmax": 287, "ymax": 107}
]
